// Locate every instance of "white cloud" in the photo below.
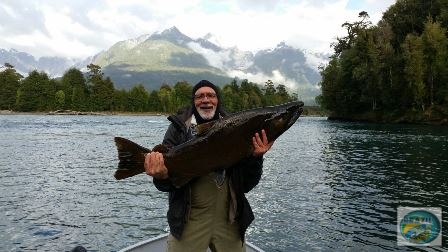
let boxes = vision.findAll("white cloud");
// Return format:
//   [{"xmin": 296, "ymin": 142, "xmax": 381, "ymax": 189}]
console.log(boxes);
[
  {"xmin": 187, "ymin": 42, "xmax": 231, "ymax": 70},
  {"xmin": 227, "ymin": 69, "xmax": 302, "ymax": 91},
  {"xmin": 0, "ymin": 0, "xmax": 396, "ymax": 59}
]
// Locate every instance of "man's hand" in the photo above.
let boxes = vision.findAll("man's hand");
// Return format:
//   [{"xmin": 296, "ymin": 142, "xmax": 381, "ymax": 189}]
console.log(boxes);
[
  {"xmin": 252, "ymin": 129, "xmax": 274, "ymax": 157},
  {"xmin": 144, "ymin": 152, "xmax": 169, "ymax": 179}
]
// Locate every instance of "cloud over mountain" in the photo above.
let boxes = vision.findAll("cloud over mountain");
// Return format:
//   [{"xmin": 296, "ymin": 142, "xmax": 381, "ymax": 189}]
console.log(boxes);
[{"xmin": 1, "ymin": 27, "xmax": 328, "ymax": 105}]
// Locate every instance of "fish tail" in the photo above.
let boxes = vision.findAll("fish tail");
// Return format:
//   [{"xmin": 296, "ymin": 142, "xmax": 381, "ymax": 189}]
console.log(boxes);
[{"xmin": 114, "ymin": 137, "xmax": 151, "ymax": 180}]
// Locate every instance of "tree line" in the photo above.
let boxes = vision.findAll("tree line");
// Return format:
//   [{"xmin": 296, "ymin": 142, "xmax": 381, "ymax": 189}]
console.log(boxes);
[
  {"xmin": 317, "ymin": 0, "xmax": 448, "ymax": 122},
  {"xmin": 0, "ymin": 63, "xmax": 298, "ymax": 113}
]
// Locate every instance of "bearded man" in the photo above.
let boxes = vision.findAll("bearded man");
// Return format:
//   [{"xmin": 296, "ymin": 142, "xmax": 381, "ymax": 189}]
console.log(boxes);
[{"xmin": 144, "ymin": 80, "xmax": 273, "ymax": 252}]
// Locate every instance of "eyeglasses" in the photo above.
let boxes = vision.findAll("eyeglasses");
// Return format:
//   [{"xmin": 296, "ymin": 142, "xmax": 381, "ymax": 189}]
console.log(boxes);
[{"xmin": 194, "ymin": 92, "xmax": 217, "ymax": 100}]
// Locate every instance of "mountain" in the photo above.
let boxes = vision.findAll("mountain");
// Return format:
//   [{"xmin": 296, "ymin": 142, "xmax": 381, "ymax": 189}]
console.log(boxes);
[
  {"xmin": 0, "ymin": 26, "xmax": 328, "ymax": 105},
  {"xmin": 247, "ymin": 42, "xmax": 323, "ymax": 103},
  {"xmin": 91, "ymin": 27, "xmax": 327, "ymax": 104},
  {"xmin": 0, "ymin": 48, "xmax": 75, "ymax": 77},
  {"xmin": 92, "ymin": 27, "xmax": 232, "ymax": 90}
]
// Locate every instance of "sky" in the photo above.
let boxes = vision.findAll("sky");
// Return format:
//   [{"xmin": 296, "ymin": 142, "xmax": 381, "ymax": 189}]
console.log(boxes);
[{"xmin": 0, "ymin": 0, "xmax": 396, "ymax": 60}]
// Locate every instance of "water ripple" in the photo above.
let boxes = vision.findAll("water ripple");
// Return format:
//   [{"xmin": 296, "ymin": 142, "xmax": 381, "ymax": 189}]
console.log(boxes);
[{"xmin": 1, "ymin": 116, "xmax": 447, "ymax": 251}]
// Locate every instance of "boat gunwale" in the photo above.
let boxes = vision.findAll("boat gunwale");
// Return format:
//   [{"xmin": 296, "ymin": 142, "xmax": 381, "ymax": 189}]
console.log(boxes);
[{"xmin": 118, "ymin": 233, "xmax": 265, "ymax": 252}]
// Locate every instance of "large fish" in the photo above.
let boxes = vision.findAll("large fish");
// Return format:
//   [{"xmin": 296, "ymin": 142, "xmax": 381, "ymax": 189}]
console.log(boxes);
[{"xmin": 114, "ymin": 101, "xmax": 304, "ymax": 187}]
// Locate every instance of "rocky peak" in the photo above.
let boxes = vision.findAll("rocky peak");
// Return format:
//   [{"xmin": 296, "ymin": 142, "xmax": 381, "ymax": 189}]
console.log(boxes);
[{"xmin": 149, "ymin": 26, "xmax": 193, "ymax": 45}]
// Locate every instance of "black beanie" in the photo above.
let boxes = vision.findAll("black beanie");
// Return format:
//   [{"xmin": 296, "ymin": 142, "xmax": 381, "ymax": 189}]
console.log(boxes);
[
  {"xmin": 191, "ymin": 80, "xmax": 221, "ymax": 124},
  {"xmin": 191, "ymin": 80, "xmax": 220, "ymax": 98}
]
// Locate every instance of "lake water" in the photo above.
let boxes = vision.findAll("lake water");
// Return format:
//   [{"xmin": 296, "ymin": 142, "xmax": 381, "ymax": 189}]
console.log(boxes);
[{"xmin": 0, "ymin": 115, "xmax": 447, "ymax": 251}]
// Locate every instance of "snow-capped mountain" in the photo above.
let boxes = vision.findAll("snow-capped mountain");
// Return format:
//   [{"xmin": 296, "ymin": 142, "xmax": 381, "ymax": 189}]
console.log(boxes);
[{"xmin": 1, "ymin": 26, "xmax": 329, "ymax": 104}]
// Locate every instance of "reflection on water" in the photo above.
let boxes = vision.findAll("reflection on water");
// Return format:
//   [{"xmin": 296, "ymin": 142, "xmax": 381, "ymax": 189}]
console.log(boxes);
[
  {"xmin": 248, "ymin": 118, "xmax": 448, "ymax": 251},
  {"xmin": 0, "ymin": 115, "xmax": 447, "ymax": 251}
]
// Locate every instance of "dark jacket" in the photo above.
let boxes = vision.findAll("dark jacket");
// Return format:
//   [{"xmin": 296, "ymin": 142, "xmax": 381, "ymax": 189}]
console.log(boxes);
[{"xmin": 153, "ymin": 106, "xmax": 263, "ymax": 241}]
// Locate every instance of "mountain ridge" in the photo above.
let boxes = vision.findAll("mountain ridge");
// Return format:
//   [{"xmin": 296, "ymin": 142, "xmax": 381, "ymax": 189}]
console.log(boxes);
[{"xmin": 0, "ymin": 26, "xmax": 328, "ymax": 104}]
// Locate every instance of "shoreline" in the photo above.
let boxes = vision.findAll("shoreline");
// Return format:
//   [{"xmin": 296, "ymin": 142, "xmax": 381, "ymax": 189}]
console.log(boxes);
[
  {"xmin": 0, "ymin": 110, "xmax": 166, "ymax": 116},
  {"xmin": 0, "ymin": 109, "xmax": 327, "ymax": 117},
  {"xmin": 0, "ymin": 110, "xmax": 327, "ymax": 118}
]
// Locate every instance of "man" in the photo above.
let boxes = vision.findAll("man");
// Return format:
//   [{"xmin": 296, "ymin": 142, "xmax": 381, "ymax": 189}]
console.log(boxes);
[{"xmin": 144, "ymin": 80, "xmax": 273, "ymax": 252}]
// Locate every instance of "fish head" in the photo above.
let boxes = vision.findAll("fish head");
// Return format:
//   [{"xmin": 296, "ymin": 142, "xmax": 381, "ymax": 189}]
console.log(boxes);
[{"xmin": 262, "ymin": 101, "xmax": 304, "ymax": 141}]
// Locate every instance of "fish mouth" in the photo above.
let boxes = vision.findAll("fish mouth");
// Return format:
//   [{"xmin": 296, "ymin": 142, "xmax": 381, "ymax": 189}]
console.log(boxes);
[
  {"xmin": 287, "ymin": 104, "xmax": 303, "ymax": 127},
  {"xmin": 280, "ymin": 101, "xmax": 303, "ymax": 124},
  {"xmin": 263, "ymin": 101, "xmax": 304, "ymax": 140}
]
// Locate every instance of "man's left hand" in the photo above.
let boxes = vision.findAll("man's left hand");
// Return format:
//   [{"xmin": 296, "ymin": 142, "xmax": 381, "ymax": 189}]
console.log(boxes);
[{"xmin": 252, "ymin": 129, "xmax": 274, "ymax": 157}]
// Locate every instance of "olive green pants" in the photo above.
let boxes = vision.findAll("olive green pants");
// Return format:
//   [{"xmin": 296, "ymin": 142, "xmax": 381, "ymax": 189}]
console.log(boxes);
[{"xmin": 167, "ymin": 173, "xmax": 245, "ymax": 252}]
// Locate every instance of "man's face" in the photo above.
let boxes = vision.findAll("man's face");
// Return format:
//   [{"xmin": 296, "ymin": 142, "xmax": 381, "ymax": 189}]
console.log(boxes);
[{"xmin": 194, "ymin": 86, "xmax": 218, "ymax": 120}]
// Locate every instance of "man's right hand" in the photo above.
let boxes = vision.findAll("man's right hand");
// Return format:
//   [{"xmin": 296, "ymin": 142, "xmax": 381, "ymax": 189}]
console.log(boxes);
[{"xmin": 144, "ymin": 152, "xmax": 169, "ymax": 180}]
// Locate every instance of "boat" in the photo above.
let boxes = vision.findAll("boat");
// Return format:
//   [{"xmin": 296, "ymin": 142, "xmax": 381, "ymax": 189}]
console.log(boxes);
[{"xmin": 118, "ymin": 233, "xmax": 264, "ymax": 252}]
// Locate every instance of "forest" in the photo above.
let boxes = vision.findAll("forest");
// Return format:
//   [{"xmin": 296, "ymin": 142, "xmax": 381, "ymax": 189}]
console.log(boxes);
[
  {"xmin": 0, "ymin": 63, "xmax": 298, "ymax": 114},
  {"xmin": 317, "ymin": 0, "xmax": 448, "ymax": 124}
]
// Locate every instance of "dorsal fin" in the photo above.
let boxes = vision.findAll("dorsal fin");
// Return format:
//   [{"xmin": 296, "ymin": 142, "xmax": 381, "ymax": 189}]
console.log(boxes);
[{"xmin": 196, "ymin": 120, "xmax": 216, "ymax": 136}]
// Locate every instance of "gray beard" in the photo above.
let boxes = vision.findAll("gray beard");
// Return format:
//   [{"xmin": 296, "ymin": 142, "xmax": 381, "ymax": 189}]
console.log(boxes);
[{"xmin": 197, "ymin": 107, "xmax": 216, "ymax": 120}]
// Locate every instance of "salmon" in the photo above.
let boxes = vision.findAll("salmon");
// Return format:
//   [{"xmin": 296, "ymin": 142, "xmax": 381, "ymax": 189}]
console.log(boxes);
[{"xmin": 114, "ymin": 101, "xmax": 304, "ymax": 187}]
